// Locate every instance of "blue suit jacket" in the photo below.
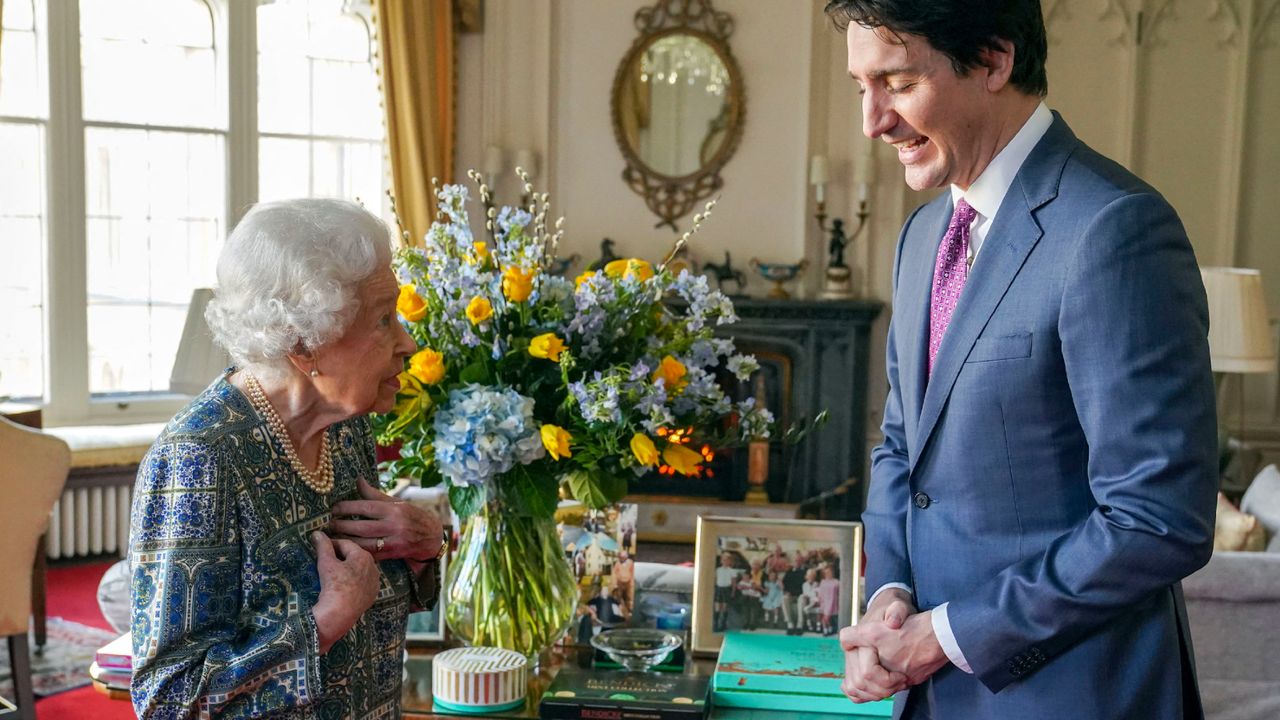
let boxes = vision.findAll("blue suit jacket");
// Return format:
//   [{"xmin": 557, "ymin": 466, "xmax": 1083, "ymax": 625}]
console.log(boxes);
[{"xmin": 867, "ymin": 113, "xmax": 1217, "ymax": 720}]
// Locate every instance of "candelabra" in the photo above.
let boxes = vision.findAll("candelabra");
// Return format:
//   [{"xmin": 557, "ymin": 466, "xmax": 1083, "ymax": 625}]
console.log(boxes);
[{"xmin": 809, "ymin": 154, "xmax": 872, "ymax": 300}]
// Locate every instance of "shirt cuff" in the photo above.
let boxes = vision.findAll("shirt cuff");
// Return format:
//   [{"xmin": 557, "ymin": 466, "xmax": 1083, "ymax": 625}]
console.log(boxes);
[
  {"xmin": 930, "ymin": 602, "xmax": 973, "ymax": 674},
  {"xmin": 866, "ymin": 582, "xmax": 913, "ymax": 613}
]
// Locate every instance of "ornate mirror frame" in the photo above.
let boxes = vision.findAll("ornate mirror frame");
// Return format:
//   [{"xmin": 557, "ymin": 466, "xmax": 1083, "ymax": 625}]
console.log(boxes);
[{"xmin": 610, "ymin": 0, "xmax": 745, "ymax": 231}]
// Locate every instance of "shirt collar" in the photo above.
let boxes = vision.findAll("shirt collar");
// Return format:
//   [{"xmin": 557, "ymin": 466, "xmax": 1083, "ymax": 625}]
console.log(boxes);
[{"xmin": 950, "ymin": 102, "xmax": 1053, "ymax": 220}]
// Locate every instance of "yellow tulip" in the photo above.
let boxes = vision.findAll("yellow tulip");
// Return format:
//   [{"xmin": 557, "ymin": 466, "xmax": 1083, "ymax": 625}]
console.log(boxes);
[
  {"xmin": 541, "ymin": 424, "xmax": 573, "ymax": 461},
  {"xmin": 662, "ymin": 443, "xmax": 703, "ymax": 476},
  {"xmin": 466, "ymin": 296, "xmax": 493, "ymax": 325},
  {"xmin": 574, "ymin": 270, "xmax": 596, "ymax": 290},
  {"xmin": 528, "ymin": 332, "xmax": 567, "ymax": 362},
  {"xmin": 407, "ymin": 348, "xmax": 446, "ymax": 385},
  {"xmin": 502, "ymin": 265, "xmax": 535, "ymax": 302},
  {"xmin": 652, "ymin": 355, "xmax": 687, "ymax": 392},
  {"xmin": 396, "ymin": 284, "xmax": 427, "ymax": 322},
  {"xmin": 630, "ymin": 433, "xmax": 659, "ymax": 467},
  {"xmin": 467, "ymin": 241, "xmax": 488, "ymax": 265},
  {"xmin": 604, "ymin": 258, "xmax": 654, "ymax": 282}
]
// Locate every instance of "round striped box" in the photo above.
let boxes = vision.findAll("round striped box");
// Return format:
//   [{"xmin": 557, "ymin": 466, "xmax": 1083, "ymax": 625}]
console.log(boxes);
[{"xmin": 431, "ymin": 647, "xmax": 528, "ymax": 714}]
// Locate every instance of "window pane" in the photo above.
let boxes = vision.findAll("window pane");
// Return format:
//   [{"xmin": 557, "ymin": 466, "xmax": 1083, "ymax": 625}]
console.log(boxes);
[
  {"xmin": 257, "ymin": 51, "xmax": 311, "ymax": 135},
  {"xmin": 2, "ymin": 0, "xmax": 36, "ymax": 29},
  {"xmin": 308, "ymin": 14, "xmax": 370, "ymax": 62},
  {"xmin": 312, "ymin": 58, "xmax": 381, "ymax": 139},
  {"xmin": 0, "ymin": 306, "xmax": 45, "ymax": 400},
  {"xmin": 304, "ymin": 139, "xmax": 384, "ymax": 208},
  {"xmin": 0, "ymin": 118, "xmax": 47, "ymax": 400},
  {"xmin": 257, "ymin": 1, "xmax": 387, "ymax": 218},
  {"xmin": 0, "ymin": 123, "xmax": 45, "ymax": 216},
  {"xmin": 0, "ymin": 217, "xmax": 46, "ymax": 400},
  {"xmin": 258, "ymin": 136, "xmax": 311, "ymax": 201},
  {"xmin": 81, "ymin": 0, "xmax": 222, "ymax": 128},
  {"xmin": 0, "ymin": 0, "xmax": 47, "ymax": 119},
  {"xmin": 85, "ymin": 128, "xmax": 224, "ymax": 395}
]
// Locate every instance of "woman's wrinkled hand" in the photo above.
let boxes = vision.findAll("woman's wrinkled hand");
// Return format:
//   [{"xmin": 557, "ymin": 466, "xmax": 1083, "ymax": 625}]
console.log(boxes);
[
  {"xmin": 310, "ymin": 531, "xmax": 381, "ymax": 653},
  {"xmin": 330, "ymin": 477, "xmax": 444, "ymax": 562}
]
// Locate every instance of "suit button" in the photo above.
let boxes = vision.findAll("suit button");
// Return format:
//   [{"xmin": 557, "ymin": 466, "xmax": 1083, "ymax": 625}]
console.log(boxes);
[{"xmin": 913, "ymin": 492, "xmax": 931, "ymax": 509}]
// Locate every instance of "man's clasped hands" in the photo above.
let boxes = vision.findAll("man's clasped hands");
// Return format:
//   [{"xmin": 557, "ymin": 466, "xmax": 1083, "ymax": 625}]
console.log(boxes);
[{"xmin": 840, "ymin": 588, "xmax": 951, "ymax": 703}]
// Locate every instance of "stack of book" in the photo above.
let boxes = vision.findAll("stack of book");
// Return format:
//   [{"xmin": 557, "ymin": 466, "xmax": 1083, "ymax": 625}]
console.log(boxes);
[
  {"xmin": 90, "ymin": 632, "xmax": 133, "ymax": 697},
  {"xmin": 712, "ymin": 632, "xmax": 893, "ymax": 717}
]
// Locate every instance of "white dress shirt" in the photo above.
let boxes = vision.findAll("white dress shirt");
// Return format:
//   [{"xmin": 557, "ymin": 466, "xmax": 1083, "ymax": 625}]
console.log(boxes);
[{"xmin": 868, "ymin": 102, "xmax": 1053, "ymax": 675}]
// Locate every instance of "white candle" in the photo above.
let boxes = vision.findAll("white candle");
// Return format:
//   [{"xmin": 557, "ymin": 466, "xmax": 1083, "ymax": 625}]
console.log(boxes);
[
  {"xmin": 809, "ymin": 154, "xmax": 829, "ymax": 186},
  {"xmin": 854, "ymin": 143, "xmax": 872, "ymax": 185},
  {"xmin": 857, "ymin": 182, "xmax": 869, "ymax": 202}
]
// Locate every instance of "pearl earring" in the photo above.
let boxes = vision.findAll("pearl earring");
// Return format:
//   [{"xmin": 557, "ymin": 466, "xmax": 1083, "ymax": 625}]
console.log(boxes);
[{"xmin": 310, "ymin": 368, "xmax": 319, "ymax": 378}]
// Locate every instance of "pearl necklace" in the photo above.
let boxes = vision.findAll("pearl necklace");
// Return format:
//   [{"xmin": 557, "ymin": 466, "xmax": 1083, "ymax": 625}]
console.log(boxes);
[{"xmin": 244, "ymin": 373, "xmax": 335, "ymax": 494}]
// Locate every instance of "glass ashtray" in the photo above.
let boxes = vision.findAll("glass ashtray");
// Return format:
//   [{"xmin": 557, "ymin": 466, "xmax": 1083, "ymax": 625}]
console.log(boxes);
[{"xmin": 590, "ymin": 628, "xmax": 683, "ymax": 671}]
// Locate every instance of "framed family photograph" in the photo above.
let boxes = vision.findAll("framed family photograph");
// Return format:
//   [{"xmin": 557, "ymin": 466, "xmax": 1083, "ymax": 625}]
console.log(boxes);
[
  {"xmin": 405, "ymin": 525, "xmax": 452, "ymax": 646},
  {"xmin": 690, "ymin": 515, "xmax": 862, "ymax": 656}
]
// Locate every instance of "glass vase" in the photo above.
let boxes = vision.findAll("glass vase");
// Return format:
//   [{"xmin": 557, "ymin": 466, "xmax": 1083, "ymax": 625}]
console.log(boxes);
[{"xmin": 443, "ymin": 498, "xmax": 577, "ymax": 662}]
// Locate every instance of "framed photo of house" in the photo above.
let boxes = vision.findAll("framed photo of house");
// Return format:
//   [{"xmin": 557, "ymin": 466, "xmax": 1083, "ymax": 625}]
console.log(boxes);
[
  {"xmin": 405, "ymin": 526, "xmax": 452, "ymax": 646},
  {"xmin": 690, "ymin": 515, "xmax": 862, "ymax": 656}
]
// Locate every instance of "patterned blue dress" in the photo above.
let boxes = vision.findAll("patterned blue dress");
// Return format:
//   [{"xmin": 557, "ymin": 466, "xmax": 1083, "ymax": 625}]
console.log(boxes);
[{"xmin": 129, "ymin": 375, "xmax": 437, "ymax": 719}]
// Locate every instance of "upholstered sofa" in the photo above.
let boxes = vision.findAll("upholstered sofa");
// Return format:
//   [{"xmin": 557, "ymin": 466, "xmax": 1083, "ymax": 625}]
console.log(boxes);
[{"xmin": 1184, "ymin": 464, "xmax": 1280, "ymax": 719}]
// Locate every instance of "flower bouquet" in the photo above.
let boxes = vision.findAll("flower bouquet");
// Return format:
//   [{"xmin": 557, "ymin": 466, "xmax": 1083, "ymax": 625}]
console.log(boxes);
[{"xmin": 375, "ymin": 169, "xmax": 792, "ymax": 659}]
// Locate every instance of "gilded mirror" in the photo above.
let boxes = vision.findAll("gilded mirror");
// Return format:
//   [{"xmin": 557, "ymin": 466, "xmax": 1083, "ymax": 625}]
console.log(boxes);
[{"xmin": 611, "ymin": 0, "xmax": 744, "ymax": 231}]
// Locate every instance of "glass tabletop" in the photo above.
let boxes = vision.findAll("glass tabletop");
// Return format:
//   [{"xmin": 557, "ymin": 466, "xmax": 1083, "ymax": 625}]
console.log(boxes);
[{"xmin": 401, "ymin": 648, "xmax": 884, "ymax": 719}]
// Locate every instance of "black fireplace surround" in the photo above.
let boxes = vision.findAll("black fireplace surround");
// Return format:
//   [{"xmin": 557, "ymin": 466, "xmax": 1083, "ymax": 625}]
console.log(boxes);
[{"xmin": 638, "ymin": 298, "xmax": 883, "ymax": 520}]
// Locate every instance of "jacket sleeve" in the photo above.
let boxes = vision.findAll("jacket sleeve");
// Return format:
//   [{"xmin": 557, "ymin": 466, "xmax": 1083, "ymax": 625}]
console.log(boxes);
[
  {"xmin": 130, "ymin": 439, "xmax": 324, "ymax": 719},
  {"xmin": 863, "ymin": 205, "xmax": 927, "ymax": 598},
  {"xmin": 944, "ymin": 192, "xmax": 1218, "ymax": 692}
]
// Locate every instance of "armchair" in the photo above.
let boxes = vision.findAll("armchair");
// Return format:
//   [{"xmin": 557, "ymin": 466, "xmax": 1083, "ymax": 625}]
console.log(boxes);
[{"xmin": 0, "ymin": 418, "xmax": 71, "ymax": 719}]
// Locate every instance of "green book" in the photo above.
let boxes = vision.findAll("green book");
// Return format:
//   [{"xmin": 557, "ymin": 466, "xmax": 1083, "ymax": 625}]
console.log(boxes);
[
  {"xmin": 540, "ymin": 668, "xmax": 710, "ymax": 720},
  {"xmin": 713, "ymin": 633, "xmax": 893, "ymax": 716}
]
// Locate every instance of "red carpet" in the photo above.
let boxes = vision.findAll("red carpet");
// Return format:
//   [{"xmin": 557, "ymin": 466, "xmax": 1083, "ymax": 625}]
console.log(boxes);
[{"xmin": 33, "ymin": 559, "xmax": 136, "ymax": 720}]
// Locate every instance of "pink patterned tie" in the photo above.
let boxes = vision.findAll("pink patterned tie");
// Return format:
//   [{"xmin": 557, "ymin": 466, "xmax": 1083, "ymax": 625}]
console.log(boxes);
[{"xmin": 928, "ymin": 198, "xmax": 977, "ymax": 376}]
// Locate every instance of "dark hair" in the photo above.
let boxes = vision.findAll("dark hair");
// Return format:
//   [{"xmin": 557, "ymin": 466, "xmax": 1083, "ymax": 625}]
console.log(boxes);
[{"xmin": 824, "ymin": 0, "xmax": 1048, "ymax": 97}]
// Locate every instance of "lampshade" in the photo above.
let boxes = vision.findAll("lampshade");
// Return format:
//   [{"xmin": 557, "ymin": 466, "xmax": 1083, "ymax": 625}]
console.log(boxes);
[
  {"xmin": 1201, "ymin": 267, "xmax": 1276, "ymax": 374},
  {"xmin": 170, "ymin": 288, "xmax": 231, "ymax": 395}
]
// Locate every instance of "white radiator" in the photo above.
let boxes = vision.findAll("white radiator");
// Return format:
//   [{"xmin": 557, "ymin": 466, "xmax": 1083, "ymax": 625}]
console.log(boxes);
[{"xmin": 47, "ymin": 485, "xmax": 132, "ymax": 559}]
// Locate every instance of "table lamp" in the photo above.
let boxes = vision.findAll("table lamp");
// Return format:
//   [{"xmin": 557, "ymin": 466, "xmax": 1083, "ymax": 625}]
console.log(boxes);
[
  {"xmin": 169, "ymin": 288, "xmax": 230, "ymax": 396},
  {"xmin": 1201, "ymin": 267, "xmax": 1276, "ymax": 489},
  {"xmin": 1202, "ymin": 267, "xmax": 1275, "ymax": 375}
]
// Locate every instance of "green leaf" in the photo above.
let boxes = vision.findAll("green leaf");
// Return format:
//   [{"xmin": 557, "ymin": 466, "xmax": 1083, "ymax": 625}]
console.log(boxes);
[
  {"xmin": 507, "ymin": 467, "xmax": 560, "ymax": 517},
  {"xmin": 449, "ymin": 483, "xmax": 485, "ymax": 520},
  {"xmin": 564, "ymin": 468, "xmax": 628, "ymax": 509},
  {"xmin": 460, "ymin": 360, "xmax": 490, "ymax": 384}
]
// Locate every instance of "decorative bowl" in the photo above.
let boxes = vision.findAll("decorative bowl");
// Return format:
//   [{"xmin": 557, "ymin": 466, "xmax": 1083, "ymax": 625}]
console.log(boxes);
[{"xmin": 590, "ymin": 628, "xmax": 683, "ymax": 672}]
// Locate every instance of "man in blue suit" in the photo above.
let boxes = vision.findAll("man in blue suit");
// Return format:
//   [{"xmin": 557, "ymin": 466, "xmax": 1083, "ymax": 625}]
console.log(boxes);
[{"xmin": 828, "ymin": 1, "xmax": 1218, "ymax": 718}]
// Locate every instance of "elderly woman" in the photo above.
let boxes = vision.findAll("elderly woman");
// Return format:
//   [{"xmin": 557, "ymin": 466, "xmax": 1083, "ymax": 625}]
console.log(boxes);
[{"xmin": 130, "ymin": 199, "xmax": 444, "ymax": 718}]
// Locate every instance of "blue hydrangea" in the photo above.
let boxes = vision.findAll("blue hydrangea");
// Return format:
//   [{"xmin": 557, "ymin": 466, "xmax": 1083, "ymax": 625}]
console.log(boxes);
[{"xmin": 432, "ymin": 384, "xmax": 545, "ymax": 487}]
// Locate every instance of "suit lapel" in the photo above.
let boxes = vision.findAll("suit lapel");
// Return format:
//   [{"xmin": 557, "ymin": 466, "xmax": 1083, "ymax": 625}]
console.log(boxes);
[{"xmin": 908, "ymin": 113, "xmax": 1075, "ymax": 470}]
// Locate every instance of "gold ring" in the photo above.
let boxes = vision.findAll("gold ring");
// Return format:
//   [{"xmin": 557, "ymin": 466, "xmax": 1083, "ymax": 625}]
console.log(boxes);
[{"xmin": 376, "ymin": 537, "xmax": 385, "ymax": 552}]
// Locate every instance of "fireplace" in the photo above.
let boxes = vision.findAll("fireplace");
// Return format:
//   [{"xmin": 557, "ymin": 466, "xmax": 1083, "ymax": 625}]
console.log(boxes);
[{"xmin": 634, "ymin": 298, "xmax": 883, "ymax": 520}]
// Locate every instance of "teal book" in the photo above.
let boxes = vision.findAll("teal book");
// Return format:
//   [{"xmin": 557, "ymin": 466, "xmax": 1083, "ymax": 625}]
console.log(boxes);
[{"xmin": 713, "ymin": 633, "xmax": 893, "ymax": 716}]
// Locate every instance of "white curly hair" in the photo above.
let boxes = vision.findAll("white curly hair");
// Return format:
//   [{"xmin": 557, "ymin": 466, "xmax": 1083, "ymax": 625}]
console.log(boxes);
[{"xmin": 205, "ymin": 198, "xmax": 393, "ymax": 379}]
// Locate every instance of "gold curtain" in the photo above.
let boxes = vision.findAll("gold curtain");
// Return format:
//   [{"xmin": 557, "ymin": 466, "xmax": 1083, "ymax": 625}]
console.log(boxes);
[{"xmin": 374, "ymin": 0, "xmax": 455, "ymax": 248}]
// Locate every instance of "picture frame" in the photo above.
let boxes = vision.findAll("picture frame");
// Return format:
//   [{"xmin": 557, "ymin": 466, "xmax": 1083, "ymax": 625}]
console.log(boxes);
[
  {"xmin": 690, "ymin": 515, "xmax": 862, "ymax": 656},
  {"xmin": 405, "ymin": 525, "xmax": 452, "ymax": 647}
]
